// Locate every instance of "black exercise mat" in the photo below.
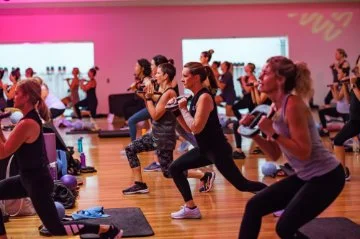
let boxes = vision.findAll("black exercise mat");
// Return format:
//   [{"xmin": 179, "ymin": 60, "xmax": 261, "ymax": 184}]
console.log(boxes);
[
  {"xmin": 66, "ymin": 129, "xmax": 99, "ymax": 135},
  {"xmin": 299, "ymin": 217, "xmax": 360, "ymax": 239},
  {"xmin": 98, "ymin": 129, "xmax": 130, "ymax": 138},
  {"xmin": 78, "ymin": 208, "xmax": 154, "ymax": 238}
]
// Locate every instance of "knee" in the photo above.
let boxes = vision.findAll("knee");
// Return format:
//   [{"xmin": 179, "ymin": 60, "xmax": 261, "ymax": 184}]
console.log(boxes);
[
  {"xmin": 169, "ymin": 162, "xmax": 181, "ymax": 177},
  {"xmin": 333, "ymin": 136, "xmax": 345, "ymax": 146},
  {"xmin": 125, "ymin": 144, "xmax": 134, "ymax": 157},
  {"xmin": 244, "ymin": 196, "xmax": 262, "ymax": 215},
  {"xmin": 162, "ymin": 170, "xmax": 172, "ymax": 178}
]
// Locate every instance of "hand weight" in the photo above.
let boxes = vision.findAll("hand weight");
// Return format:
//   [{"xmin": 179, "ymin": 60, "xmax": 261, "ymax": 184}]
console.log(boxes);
[
  {"xmin": 165, "ymin": 94, "xmax": 193, "ymax": 111},
  {"xmin": 239, "ymin": 104, "xmax": 272, "ymax": 137}
]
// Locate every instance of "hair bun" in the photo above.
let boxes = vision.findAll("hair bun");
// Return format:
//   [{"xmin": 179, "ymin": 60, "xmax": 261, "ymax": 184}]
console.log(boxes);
[
  {"xmin": 168, "ymin": 59, "xmax": 175, "ymax": 65},
  {"xmin": 94, "ymin": 66, "xmax": 99, "ymax": 71},
  {"xmin": 208, "ymin": 49, "xmax": 214, "ymax": 54}
]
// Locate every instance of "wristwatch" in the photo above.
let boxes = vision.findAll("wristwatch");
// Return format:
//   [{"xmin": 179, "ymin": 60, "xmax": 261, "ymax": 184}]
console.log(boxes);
[
  {"xmin": 271, "ymin": 133, "xmax": 280, "ymax": 140},
  {"xmin": 146, "ymin": 98, "xmax": 153, "ymax": 101}
]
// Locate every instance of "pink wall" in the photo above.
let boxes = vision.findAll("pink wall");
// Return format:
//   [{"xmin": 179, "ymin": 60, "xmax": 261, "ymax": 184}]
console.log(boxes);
[{"xmin": 0, "ymin": 3, "xmax": 359, "ymax": 113}]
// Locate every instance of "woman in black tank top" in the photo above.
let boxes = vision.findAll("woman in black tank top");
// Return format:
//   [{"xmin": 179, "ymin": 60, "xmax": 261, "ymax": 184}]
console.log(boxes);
[
  {"xmin": 0, "ymin": 79, "xmax": 123, "ymax": 238},
  {"xmin": 325, "ymin": 48, "xmax": 351, "ymax": 105},
  {"xmin": 168, "ymin": 62, "xmax": 266, "ymax": 219},
  {"xmin": 74, "ymin": 67, "xmax": 99, "ymax": 119}
]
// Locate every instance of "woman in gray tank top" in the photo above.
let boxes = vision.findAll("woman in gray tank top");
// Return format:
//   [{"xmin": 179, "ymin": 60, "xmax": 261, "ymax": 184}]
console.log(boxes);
[{"xmin": 239, "ymin": 56, "xmax": 345, "ymax": 239}]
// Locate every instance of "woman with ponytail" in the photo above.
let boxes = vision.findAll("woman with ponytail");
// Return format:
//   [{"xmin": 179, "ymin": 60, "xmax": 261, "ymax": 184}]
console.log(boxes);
[
  {"xmin": 74, "ymin": 66, "xmax": 99, "ymax": 119},
  {"xmin": 238, "ymin": 56, "xmax": 344, "ymax": 239},
  {"xmin": 168, "ymin": 62, "xmax": 266, "ymax": 219},
  {"xmin": 4, "ymin": 68, "xmax": 21, "ymax": 107},
  {"xmin": 0, "ymin": 79, "xmax": 122, "ymax": 239}
]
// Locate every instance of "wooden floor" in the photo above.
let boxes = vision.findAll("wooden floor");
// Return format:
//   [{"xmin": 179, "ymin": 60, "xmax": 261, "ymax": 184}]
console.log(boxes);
[{"xmin": 5, "ymin": 117, "xmax": 360, "ymax": 239}]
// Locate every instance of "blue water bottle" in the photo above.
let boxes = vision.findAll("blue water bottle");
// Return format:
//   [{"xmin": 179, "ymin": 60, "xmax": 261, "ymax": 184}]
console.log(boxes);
[{"xmin": 77, "ymin": 137, "xmax": 83, "ymax": 153}]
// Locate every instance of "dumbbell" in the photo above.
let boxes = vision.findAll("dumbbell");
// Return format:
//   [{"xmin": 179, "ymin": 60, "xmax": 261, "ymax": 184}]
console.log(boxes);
[
  {"xmin": 326, "ymin": 78, "xmax": 350, "ymax": 87},
  {"xmin": 238, "ymin": 104, "xmax": 274, "ymax": 137},
  {"xmin": 165, "ymin": 95, "xmax": 193, "ymax": 111}
]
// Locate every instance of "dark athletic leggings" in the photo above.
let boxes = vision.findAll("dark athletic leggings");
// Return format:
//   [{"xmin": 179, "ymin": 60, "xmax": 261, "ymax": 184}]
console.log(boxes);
[
  {"xmin": 169, "ymin": 146, "xmax": 267, "ymax": 202},
  {"xmin": 231, "ymin": 94, "xmax": 255, "ymax": 120},
  {"xmin": 239, "ymin": 164, "xmax": 345, "ymax": 239},
  {"xmin": 334, "ymin": 120, "xmax": 360, "ymax": 146},
  {"xmin": 74, "ymin": 98, "xmax": 98, "ymax": 119},
  {"xmin": 0, "ymin": 167, "xmax": 100, "ymax": 236},
  {"xmin": 318, "ymin": 107, "xmax": 349, "ymax": 129}
]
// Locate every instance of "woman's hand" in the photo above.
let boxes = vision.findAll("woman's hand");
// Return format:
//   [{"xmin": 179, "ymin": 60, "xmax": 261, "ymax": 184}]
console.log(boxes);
[
  {"xmin": 239, "ymin": 114, "xmax": 255, "ymax": 126},
  {"xmin": 178, "ymin": 98, "xmax": 187, "ymax": 109},
  {"xmin": 258, "ymin": 116, "xmax": 276, "ymax": 136},
  {"xmin": 144, "ymin": 82, "xmax": 154, "ymax": 99}
]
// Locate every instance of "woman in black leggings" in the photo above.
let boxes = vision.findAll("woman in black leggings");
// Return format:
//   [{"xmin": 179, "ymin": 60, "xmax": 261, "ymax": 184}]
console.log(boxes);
[
  {"xmin": 0, "ymin": 79, "xmax": 122, "ymax": 239},
  {"xmin": 168, "ymin": 62, "xmax": 267, "ymax": 219},
  {"xmin": 334, "ymin": 76, "xmax": 360, "ymax": 181},
  {"xmin": 238, "ymin": 56, "xmax": 344, "ymax": 239},
  {"xmin": 75, "ymin": 67, "xmax": 99, "ymax": 119}
]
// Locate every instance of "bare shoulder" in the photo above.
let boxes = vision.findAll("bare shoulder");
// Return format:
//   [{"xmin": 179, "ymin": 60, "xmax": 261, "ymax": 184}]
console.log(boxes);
[
  {"xmin": 286, "ymin": 95, "xmax": 309, "ymax": 116},
  {"xmin": 15, "ymin": 118, "xmax": 40, "ymax": 131}
]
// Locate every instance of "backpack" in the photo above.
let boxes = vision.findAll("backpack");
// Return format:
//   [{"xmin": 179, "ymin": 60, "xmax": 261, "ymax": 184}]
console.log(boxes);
[
  {"xmin": 52, "ymin": 180, "xmax": 77, "ymax": 209},
  {"xmin": 0, "ymin": 155, "xmax": 36, "ymax": 217}
]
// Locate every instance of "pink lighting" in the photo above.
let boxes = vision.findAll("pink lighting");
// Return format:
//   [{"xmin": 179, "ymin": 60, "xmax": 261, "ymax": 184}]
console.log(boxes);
[{"xmin": 0, "ymin": 3, "xmax": 359, "ymax": 113}]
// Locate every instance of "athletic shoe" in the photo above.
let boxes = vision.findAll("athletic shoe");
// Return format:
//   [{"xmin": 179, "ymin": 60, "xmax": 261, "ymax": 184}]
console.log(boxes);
[
  {"xmin": 319, "ymin": 129, "xmax": 330, "ymax": 137},
  {"xmin": 199, "ymin": 172, "xmax": 216, "ymax": 193},
  {"xmin": 345, "ymin": 167, "xmax": 351, "ymax": 181},
  {"xmin": 233, "ymin": 151, "xmax": 246, "ymax": 159},
  {"xmin": 171, "ymin": 205, "xmax": 201, "ymax": 219},
  {"xmin": 100, "ymin": 224, "xmax": 123, "ymax": 239},
  {"xmin": 122, "ymin": 182, "xmax": 149, "ymax": 195},
  {"xmin": 177, "ymin": 141, "xmax": 191, "ymax": 153},
  {"xmin": 143, "ymin": 162, "xmax": 161, "ymax": 172}
]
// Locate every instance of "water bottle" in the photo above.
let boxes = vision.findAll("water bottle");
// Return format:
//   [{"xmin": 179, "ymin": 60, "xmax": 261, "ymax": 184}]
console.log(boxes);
[
  {"xmin": 49, "ymin": 162, "xmax": 57, "ymax": 180},
  {"xmin": 80, "ymin": 152, "xmax": 86, "ymax": 168},
  {"xmin": 353, "ymin": 138, "xmax": 360, "ymax": 153},
  {"xmin": 77, "ymin": 137, "xmax": 83, "ymax": 153}
]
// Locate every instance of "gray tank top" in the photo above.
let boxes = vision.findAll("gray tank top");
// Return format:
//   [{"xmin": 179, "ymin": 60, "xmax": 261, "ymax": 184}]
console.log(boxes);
[
  {"xmin": 273, "ymin": 94, "xmax": 340, "ymax": 180},
  {"xmin": 151, "ymin": 88, "xmax": 177, "ymax": 151}
]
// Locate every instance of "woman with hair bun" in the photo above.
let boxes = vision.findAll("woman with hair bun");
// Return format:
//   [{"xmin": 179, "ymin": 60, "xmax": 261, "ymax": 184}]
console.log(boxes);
[
  {"xmin": 169, "ymin": 62, "xmax": 266, "ymax": 219},
  {"xmin": 238, "ymin": 56, "xmax": 344, "ymax": 239},
  {"xmin": 74, "ymin": 66, "xmax": 99, "ymax": 119}
]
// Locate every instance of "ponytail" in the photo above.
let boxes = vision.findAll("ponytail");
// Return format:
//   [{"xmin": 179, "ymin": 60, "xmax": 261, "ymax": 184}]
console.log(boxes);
[
  {"xmin": 294, "ymin": 62, "xmax": 313, "ymax": 101},
  {"xmin": 204, "ymin": 66, "xmax": 218, "ymax": 95},
  {"xmin": 37, "ymin": 98, "xmax": 50, "ymax": 122}
]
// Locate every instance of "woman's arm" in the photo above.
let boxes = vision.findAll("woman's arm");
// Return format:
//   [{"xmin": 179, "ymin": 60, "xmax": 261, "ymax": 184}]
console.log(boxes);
[
  {"xmin": 0, "ymin": 120, "xmax": 37, "ymax": 159},
  {"xmin": 258, "ymin": 96, "xmax": 312, "ymax": 161},
  {"xmin": 4, "ymin": 85, "xmax": 15, "ymax": 99},
  {"xmin": 81, "ymin": 80, "xmax": 96, "ymax": 91},
  {"xmin": 331, "ymin": 85, "xmax": 341, "ymax": 101},
  {"xmin": 146, "ymin": 89, "xmax": 176, "ymax": 121},
  {"xmin": 69, "ymin": 78, "xmax": 79, "ymax": 90},
  {"xmin": 179, "ymin": 93, "xmax": 213, "ymax": 134}
]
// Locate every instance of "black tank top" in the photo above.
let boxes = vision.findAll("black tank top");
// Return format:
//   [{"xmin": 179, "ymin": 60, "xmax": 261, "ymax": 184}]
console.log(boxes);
[
  {"xmin": 331, "ymin": 60, "xmax": 350, "ymax": 82},
  {"xmin": 86, "ymin": 87, "xmax": 97, "ymax": 103},
  {"xmin": 15, "ymin": 109, "xmax": 49, "ymax": 172},
  {"xmin": 152, "ymin": 88, "xmax": 177, "ymax": 150},
  {"xmin": 190, "ymin": 88, "xmax": 229, "ymax": 153}
]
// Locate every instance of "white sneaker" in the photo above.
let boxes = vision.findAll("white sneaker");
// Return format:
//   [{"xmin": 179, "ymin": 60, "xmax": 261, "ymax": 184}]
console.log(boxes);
[{"xmin": 171, "ymin": 205, "xmax": 201, "ymax": 219}]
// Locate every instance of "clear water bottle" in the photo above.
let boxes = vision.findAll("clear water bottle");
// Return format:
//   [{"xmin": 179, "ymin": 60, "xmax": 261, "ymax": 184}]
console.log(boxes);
[
  {"xmin": 49, "ymin": 162, "xmax": 57, "ymax": 180},
  {"xmin": 353, "ymin": 137, "xmax": 360, "ymax": 153}
]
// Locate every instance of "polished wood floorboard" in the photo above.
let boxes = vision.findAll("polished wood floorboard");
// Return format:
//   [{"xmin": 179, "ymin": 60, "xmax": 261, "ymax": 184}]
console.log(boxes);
[{"xmin": 4, "ymin": 118, "xmax": 360, "ymax": 239}]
